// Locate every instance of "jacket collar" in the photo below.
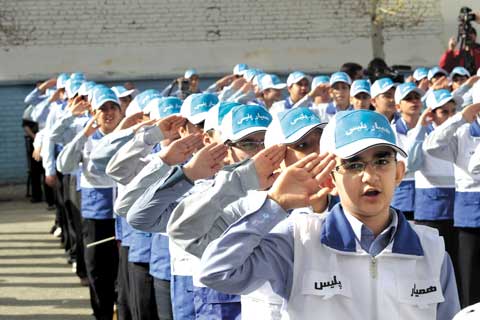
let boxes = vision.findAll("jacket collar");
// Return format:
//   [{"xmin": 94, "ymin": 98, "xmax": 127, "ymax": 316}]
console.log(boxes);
[
  {"xmin": 320, "ymin": 204, "xmax": 424, "ymax": 256},
  {"xmin": 395, "ymin": 117, "xmax": 409, "ymax": 135},
  {"xmin": 470, "ymin": 119, "xmax": 480, "ymax": 137}
]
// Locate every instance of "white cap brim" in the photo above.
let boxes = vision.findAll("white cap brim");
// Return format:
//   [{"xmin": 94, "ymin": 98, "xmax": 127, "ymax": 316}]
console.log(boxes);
[
  {"xmin": 263, "ymin": 83, "xmax": 287, "ymax": 91},
  {"xmin": 223, "ymin": 127, "xmax": 267, "ymax": 143},
  {"xmin": 117, "ymin": 89, "xmax": 135, "ymax": 98},
  {"xmin": 335, "ymin": 138, "xmax": 407, "ymax": 159}
]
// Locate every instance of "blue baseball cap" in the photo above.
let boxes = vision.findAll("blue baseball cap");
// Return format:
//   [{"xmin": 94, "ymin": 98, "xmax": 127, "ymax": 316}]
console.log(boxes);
[
  {"xmin": 70, "ymin": 72, "xmax": 86, "ymax": 82},
  {"xmin": 233, "ymin": 63, "xmax": 249, "ymax": 76},
  {"xmin": 91, "ymin": 86, "xmax": 120, "ymax": 110},
  {"xmin": 286, "ymin": 71, "xmax": 312, "ymax": 86},
  {"xmin": 253, "ymin": 71, "xmax": 266, "ymax": 87},
  {"xmin": 350, "ymin": 79, "xmax": 371, "ymax": 97},
  {"xmin": 180, "ymin": 93, "xmax": 218, "ymax": 125},
  {"xmin": 394, "ymin": 82, "xmax": 424, "ymax": 104},
  {"xmin": 56, "ymin": 73, "xmax": 69, "ymax": 89},
  {"xmin": 264, "ymin": 107, "xmax": 326, "ymax": 147},
  {"xmin": 221, "ymin": 104, "xmax": 272, "ymax": 143},
  {"xmin": 371, "ymin": 78, "xmax": 396, "ymax": 98},
  {"xmin": 126, "ymin": 89, "xmax": 162, "ymax": 117},
  {"xmin": 78, "ymin": 81, "xmax": 96, "ymax": 97},
  {"xmin": 260, "ymin": 74, "xmax": 287, "ymax": 91},
  {"xmin": 243, "ymin": 69, "xmax": 259, "ymax": 82},
  {"xmin": 184, "ymin": 69, "xmax": 198, "ymax": 79},
  {"xmin": 111, "ymin": 85, "xmax": 136, "ymax": 98},
  {"xmin": 320, "ymin": 110, "xmax": 407, "ymax": 159},
  {"xmin": 426, "ymin": 89, "xmax": 462, "ymax": 110},
  {"xmin": 412, "ymin": 67, "xmax": 428, "ymax": 81},
  {"xmin": 427, "ymin": 66, "xmax": 448, "ymax": 81},
  {"xmin": 450, "ymin": 66, "xmax": 471, "ymax": 78},
  {"xmin": 65, "ymin": 79, "xmax": 84, "ymax": 99},
  {"xmin": 148, "ymin": 97, "xmax": 182, "ymax": 120},
  {"xmin": 311, "ymin": 75, "xmax": 330, "ymax": 90},
  {"xmin": 329, "ymin": 72, "xmax": 352, "ymax": 86},
  {"xmin": 204, "ymin": 101, "xmax": 242, "ymax": 132}
]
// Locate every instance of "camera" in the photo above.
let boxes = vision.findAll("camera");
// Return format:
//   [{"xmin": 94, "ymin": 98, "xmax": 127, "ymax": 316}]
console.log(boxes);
[{"xmin": 457, "ymin": 7, "xmax": 477, "ymax": 74}]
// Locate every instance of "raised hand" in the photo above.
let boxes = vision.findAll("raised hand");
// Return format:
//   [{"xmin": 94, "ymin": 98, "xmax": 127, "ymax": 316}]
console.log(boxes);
[
  {"xmin": 252, "ymin": 144, "xmax": 286, "ymax": 190},
  {"xmin": 83, "ymin": 112, "xmax": 101, "ymax": 137},
  {"xmin": 114, "ymin": 111, "xmax": 144, "ymax": 132},
  {"xmin": 182, "ymin": 142, "xmax": 229, "ymax": 181},
  {"xmin": 267, "ymin": 153, "xmax": 336, "ymax": 211},
  {"xmin": 156, "ymin": 115, "xmax": 186, "ymax": 140},
  {"xmin": 418, "ymin": 107, "xmax": 433, "ymax": 127},
  {"xmin": 158, "ymin": 133, "xmax": 204, "ymax": 166},
  {"xmin": 308, "ymin": 83, "xmax": 330, "ymax": 99},
  {"xmin": 462, "ymin": 103, "xmax": 480, "ymax": 123},
  {"xmin": 69, "ymin": 96, "xmax": 89, "ymax": 116}
]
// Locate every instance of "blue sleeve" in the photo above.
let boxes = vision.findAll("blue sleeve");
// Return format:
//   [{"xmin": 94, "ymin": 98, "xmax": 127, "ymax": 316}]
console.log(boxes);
[
  {"xmin": 161, "ymin": 83, "xmax": 174, "ymax": 97},
  {"xmin": 437, "ymin": 252, "xmax": 460, "ymax": 320},
  {"xmin": 126, "ymin": 166, "xmax": 194, "ymax": 233},
  {"xmin": 198, "ymin": 197, "xmax": 294, "ymax": 299}
]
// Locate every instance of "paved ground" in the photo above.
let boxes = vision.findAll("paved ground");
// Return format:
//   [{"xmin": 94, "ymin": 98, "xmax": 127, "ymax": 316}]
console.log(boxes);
[{"xmin": 0, "ymin": 184, "xmax": 92, "ymax": 319}]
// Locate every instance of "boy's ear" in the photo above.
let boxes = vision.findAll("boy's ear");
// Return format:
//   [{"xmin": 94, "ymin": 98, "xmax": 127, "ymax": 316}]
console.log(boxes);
[
  {"xmin": 328, "ymin": 172, "xmax": 339, "ymax": 196},
  {"xmin": 395, "ymin": 160, "xmax": 406, "ymax": 186}
]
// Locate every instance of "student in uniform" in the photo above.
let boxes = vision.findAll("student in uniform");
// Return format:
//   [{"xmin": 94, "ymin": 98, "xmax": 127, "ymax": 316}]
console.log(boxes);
[
  {"xmin": 408, "ymin": 89, "xmax": 460, "ymax": 272},
  {"xmin": 423, "ymin": 95, "xmax": 480, "ymax": 307},
  {"xmin": 257, "ymin": 74, "xmax": 287, "ymax": 109},
  {"xmin": 391, "ymin": 82, "xmax": 424, "ymax": 219},
  {"xmin": 350, "ymin": 79, "xmax": 372, "ymax": 110},
  {"xmin": 198, "ymin": 109, "xmax": 460, "ymax": 320},
  {"xmin": 57, "ymin": 86, "xmax": 123, "ymax": 320},
  {"xmin": 314, "ymin": 71, "xmax": 353, "ymax": 123},
  {"xmin": 269, "ymin": 71, "xmax": 312, "ymax": 115},
  {"xmin": 370, "ymin": 77, "xmax": 398, "ymax": 123}
]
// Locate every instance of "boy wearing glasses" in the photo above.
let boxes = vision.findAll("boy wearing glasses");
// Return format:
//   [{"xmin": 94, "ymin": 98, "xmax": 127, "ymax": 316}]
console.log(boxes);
[
  {"xmin": 391, "ymin": 82, "xmax": 424, "ymax": 220},
  {"xmin": 198, "ymin": 109, "xmax": 459, "ymax": 320}
]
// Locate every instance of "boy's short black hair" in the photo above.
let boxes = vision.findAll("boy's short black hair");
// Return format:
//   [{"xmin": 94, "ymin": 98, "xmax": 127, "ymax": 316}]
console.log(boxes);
[{"xmin": 340, "ymin": 62, "xmax": 363, "ymax": 80}]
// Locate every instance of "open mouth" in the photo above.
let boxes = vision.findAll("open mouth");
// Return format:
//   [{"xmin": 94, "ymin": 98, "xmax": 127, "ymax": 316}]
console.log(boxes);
[{"xmin": 363, "ymin": 189, "xmax": 381, "ymax": 197}]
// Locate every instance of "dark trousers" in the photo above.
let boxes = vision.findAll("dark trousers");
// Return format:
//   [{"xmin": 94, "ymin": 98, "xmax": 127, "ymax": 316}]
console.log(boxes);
[
  {"xmin": 117, "ymin": 245, "xmax": 133, "ymax": 320},
  {"xmin": 83, "ymin": 218, "xmax": 119, "ymax": 320},
  {"xmin": 54, "ymin": 171, "xmax": 69, "ymax": 249},
  {"xmin": 129, "ymin": 262, "xmax": 158, "ymax": 320},
  {"xmin": 457, "ymin": 227, "xmax": 480, "ymax": 308},
  {"xmin": 153, "ymin": 278, "xmax": 173, "ymax": 320},
  {"xmin": 64, "ymin": 174, "xmax": 86, "ymax": 278},
  {"xmin": 25, "ymin": 136, "xmax": 55, "ymax": 205}
]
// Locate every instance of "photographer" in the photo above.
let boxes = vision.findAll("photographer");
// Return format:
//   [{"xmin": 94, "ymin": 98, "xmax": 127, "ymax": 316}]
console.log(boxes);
[
  {"xmin": 439, "ymin": 8, "xmax": 480, "ymax": 74},
  {"xmin": 161, "ymin": 69, "xmax": 201, "ymax": 100}
]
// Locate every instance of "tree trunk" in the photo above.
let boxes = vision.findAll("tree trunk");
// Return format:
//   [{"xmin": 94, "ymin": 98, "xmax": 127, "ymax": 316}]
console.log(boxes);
[{"xmin": 370, "ymin": 0, "xmax": 385, "ymax": 59}]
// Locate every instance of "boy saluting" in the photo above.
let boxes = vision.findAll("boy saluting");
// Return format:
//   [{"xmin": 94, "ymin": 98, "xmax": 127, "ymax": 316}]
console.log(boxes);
[{"xmin": 198, "ymin": 110, "xmax": 460, "ymax": 320}]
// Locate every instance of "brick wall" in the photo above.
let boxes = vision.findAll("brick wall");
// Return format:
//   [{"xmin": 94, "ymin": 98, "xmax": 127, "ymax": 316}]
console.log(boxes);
[{"xmin": 0, "ymin": 0, "xmax": 474, "ymax": 82}]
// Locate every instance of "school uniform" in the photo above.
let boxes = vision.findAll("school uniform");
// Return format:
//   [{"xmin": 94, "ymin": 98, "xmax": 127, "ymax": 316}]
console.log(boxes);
[
  {"xmin": 57, "ymin": 128, "xmax": 119, "ymax": 320},
  {"xmin": 198, "ymin": 193, "xmax": 460, "ymax": 320},
  {"xmin": 424, "ymin": 113, "xmax": 480, "ymax": 307}
]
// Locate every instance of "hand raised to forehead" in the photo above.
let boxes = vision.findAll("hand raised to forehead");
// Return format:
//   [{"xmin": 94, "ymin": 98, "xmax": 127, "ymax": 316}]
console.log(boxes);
[
  {"xmin": 462, "ymin": 102, "xmax": 480, "ymax": 123},
  {"xmin": 83, "ymin": 111, "xmax": 101, "ymax": 137},
  {"xmin": 114, "ymin": 111, "xmax": 144, "ymax": 132},
  {"xmin": 182, "ymin": 142, "xmax": 228, "ymax": 182},
  {"xmin": 69, "ymin": 96, "xmax": 89, "ymax": 116},
  {"xmin": 267, "ymin": 153, "xmax": 336, "ymax": 211},
  {"xmin": 252, "ymin": 144, "xmax": 286, "ymax": 190},
  {"xmin": 156, "ymin": 115, "xmax": 186, "ymax": 140},
  {"xmin": 158, "ymin": 133, "xmax": 203, "ymax": 166}
]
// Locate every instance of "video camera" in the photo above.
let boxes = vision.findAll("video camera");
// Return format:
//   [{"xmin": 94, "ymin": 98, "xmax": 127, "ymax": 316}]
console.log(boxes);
[{"xmin": 457, "ymin": 7, "xmax": 477, "ymax": 74}]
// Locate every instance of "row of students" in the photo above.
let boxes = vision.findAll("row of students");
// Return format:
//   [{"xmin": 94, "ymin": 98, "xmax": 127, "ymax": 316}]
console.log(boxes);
[{"xmin": 25, "ymin": 62, "xmax": 480, "ymax": 319}]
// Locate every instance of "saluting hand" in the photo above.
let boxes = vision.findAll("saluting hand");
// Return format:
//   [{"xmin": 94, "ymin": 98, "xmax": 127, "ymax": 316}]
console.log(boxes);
[
  {"xmin": 182, "ymin": 142, "xmax": 229, "ymax": 181},
  {"xmin": 114, "ymin": 111, "xmax": 144, "ymax": 132},
  {"xmin": 159, "ymin": 133, "xmax": 203, "ymax": 166},
  {"xmin": 156, "ymin": 115, "xmax": 186, "ymax": 140},
  {"xmin": 69, "ymin": 96, "xmax": 89, "ymax": 116},
  {"xmin": 462, "ymin": 103, "xmax": 480, "ymax": 123},
  {"xmin": 267, "ymin": 153, "xmax": 336, "ymax": 211},
  {"xmin": 83, "ymin": 112, "xmax": 101, "ymax": 137},
  {"xmin": 252, "ymin": 144, "xmax": 286, "ymax": 190}
]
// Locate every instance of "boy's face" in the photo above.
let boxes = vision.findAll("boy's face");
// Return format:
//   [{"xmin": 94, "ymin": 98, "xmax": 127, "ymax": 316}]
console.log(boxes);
[
  {"xmin": 332, "ymin": 146, "xmax": 404, "ymax": 222},
  {"xmin": 262, "ymin": 88, "xmax": 283, "ymax": 103},
  {"xmin": 398, "ymin": 91, "xmax": 422, "ymax": 117},
  {"xmin": 329, "ymin": 82, "xmax": 350, "ymax": 107},
  {"xmin": 452, "ymin": 75, "xmax": 468, "ymax": 91},
  {"xmin": 283, "ymin": 129, "xmax": 322, "ymax": 167},
  {"xmin": 288, "ymin": 79, "xmax": 310, "ymax": 102},
  {"xmin": 351, "ymin": 93, "xmax": 371, "ymax": 110},
  {"xmin": 432, "ymin": 101, "xmax": 456, "ymax": 126},
  {"xmin": 96, "ymin": 102, "xmax": 123, "ymax": 133},
  {"xmin": 228, "ymin": 131, "xmax": 265, "ymax": 163},
  {"xmin": 372, "ymin": 88, "xmax": 396, "ymax": 119},
  {"xmin": 119, "ymin": 96, "xmax": 132, "ymax": 116}
]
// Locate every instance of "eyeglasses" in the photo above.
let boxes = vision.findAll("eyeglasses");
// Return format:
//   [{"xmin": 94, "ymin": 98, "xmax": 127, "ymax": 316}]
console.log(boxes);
[
  {"xmin": 229, "ymin": 140, "xmax": 264, "ymax": 151},
  {"xmin": 334, "ymin": 155, "xmax": 396, "ymax": 175}
]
